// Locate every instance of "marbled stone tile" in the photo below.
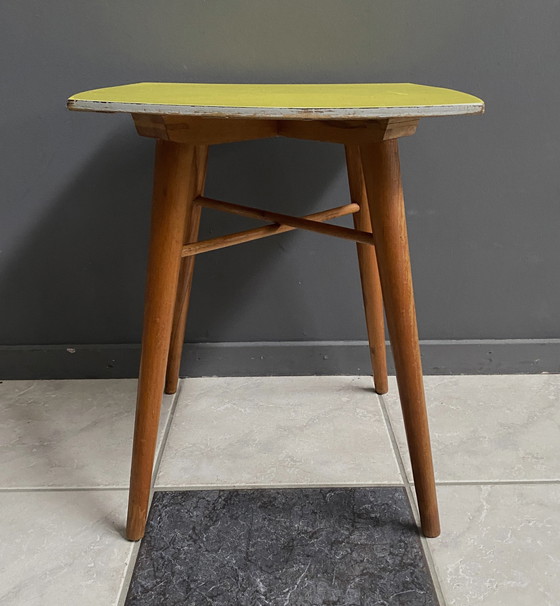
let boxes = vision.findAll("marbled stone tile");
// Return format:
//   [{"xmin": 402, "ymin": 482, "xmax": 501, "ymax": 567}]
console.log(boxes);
[
  {"xmin": 156, "ymin": 376, "xmax": 401, "ymax": 488},
  {"xmin": 126, "ymin": 487, "xmax": 438, "ymax": 605},
  {"xmin": 383, "ymin": 375, "xmax": 560, "ymax": 482},
  {"xmin": 429, "ymin": 484, "xmax": 560, "ymax": 606},
  {"xmin": 0, "ymin": 379, "xmax": 173, "ymax": 488},
  {"xmin": 0, "ymin": 490, "xmax": 132, "ymax": 606}
]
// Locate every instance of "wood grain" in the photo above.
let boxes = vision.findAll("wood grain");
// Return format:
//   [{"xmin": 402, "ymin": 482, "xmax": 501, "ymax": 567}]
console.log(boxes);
[
  {"xmin": 345, "ymin": 144, "xmax": 388, "ymax": 394},
  {"xmin": 165, "ymin": 145, "xmax": 209, "ymax": 395},
  {"xmin": 279, "ymin": 118, "xmax": 419, "ymax": 144},
  {"xmin": 133, "ymin": 114, "xmax": 277, "ymax": 145},
  {"xmin": 360, "ymin": 139, "xmax": 440, "ymax": 538},
  {"xmin": 133, "ymin": 114, "xmax": 419, "ymax": 145},
  {"xmin": 195, "ymin": 196, "xmax": 374, "ymax": 246},
  {"xmin": 182, "ymin": 203, "xmax": 359, "ymax": 257},
  {"xmin": 126, "ymin": 140, "xmax": 196, "ymax": 541}
]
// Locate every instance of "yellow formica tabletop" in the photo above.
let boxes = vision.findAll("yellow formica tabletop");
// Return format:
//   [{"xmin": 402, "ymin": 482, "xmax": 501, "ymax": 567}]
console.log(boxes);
[{"xmin": 68, "ymin": 83, "xmax": 484, "ymax": 120}]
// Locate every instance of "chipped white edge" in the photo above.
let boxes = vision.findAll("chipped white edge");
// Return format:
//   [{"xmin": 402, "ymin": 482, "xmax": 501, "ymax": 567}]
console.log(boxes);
[{"xmin": 67, "ymin": 99, "xmax": 484, "ymax": 119}]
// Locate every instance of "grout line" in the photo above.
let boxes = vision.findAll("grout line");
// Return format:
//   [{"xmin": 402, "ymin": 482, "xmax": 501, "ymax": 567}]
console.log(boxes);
[
  {"xmin": 152, "ymin": 482, "xmax": 406, "ymax": 492},
  {"xmin": 115, "ymin": 541, "xmax": 140, "ymax": 606},
  {"xmin": 435, "ymin": 479, "xmax": 560, "ymax": 486},
  {"xmin": 115, "ymin": 379, "xmax": 184, "ymax": 606},
  {"xmin": 377, "ymin": 395, "xmax": 413, "ymax": 495},
  {"xmin": 0, "ymin": 486, "xmax": 129, "ymax": 493},
  {"xmin": 152, "ymin": 380, "xmax": 184, "ymax": 485},
  {"xmin": 3, "ymin": 478, "xmax": 559, "ymax": 494},
  {"xmin": 115, "ymin": 541, "xmax": 141, "ymax": 606},
  {"xmin": 377, "ymin": 393, "xmax": 448, "ymax": 606}
]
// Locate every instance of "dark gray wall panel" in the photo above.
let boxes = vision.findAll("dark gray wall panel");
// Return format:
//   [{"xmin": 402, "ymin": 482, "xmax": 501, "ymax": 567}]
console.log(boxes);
[{"xmin": 1, "ymin": 1, "xmax": 559, "ymax": 347}]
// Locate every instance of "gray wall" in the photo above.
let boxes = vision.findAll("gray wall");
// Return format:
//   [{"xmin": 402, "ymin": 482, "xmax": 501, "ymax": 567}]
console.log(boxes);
[{"xmin": 1, "ymin": 1, "xmax": 559, "ymax": 353}]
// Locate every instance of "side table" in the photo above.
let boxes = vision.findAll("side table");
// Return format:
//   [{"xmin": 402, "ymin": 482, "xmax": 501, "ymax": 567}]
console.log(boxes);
[{"xmin": 68, "ymin": 82, "xmax": 484, "ymax": 540}]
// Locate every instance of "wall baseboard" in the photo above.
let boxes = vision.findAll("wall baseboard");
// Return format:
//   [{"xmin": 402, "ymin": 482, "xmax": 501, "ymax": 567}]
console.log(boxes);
[{"xmin": 1, "ymin": 340, "xmax": 559, "ymax": 380}]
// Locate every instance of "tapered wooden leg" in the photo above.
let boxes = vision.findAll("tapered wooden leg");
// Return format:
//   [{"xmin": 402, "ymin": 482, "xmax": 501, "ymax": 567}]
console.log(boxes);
[
  {"xmin": 360, "ymin": 139, "xmax": 440, "ymax": 538},
  {"xmin": 345, "ymin": 145, "xmax": 388, "ymax": 394},
  {"xmin": 164, "ymin": 145, "xmax": 209, "ymax": 395},
  {"xmin": 126, "ymin": 141, "xmax": 196, "ymax": 541}
]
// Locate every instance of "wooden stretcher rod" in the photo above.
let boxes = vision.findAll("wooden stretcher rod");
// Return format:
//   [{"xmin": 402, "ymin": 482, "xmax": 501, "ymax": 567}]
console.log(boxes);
[
  {"xmin": 181, "ymin": 202, "xmax": 362, "ymax": 257},
  {"xmin": 194, "ymin": 196, "xmax": 375, "ymax": 245}
]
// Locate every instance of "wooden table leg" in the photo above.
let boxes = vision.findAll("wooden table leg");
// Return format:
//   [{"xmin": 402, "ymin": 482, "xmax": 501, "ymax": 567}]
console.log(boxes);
[
  {"xmin": 126, "ymin": 140, "xmax": 196, "ymax": 541},
  {"xmin": 360, "ymin": 139, "xmax": 440, "ymax": 538},
  {"xmin": 164, "ymin": 145, "xmax": 209, "ymax": 395},
  {"xmin": 345, "ymin": 144, "xmax": 388, "ymax": 395}
]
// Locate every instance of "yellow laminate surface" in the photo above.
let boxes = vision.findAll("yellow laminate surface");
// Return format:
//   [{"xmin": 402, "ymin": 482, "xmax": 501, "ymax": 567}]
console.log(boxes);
[{"xmin": 68, "ymin": 83, "xmax": 484, "ymax": 119}]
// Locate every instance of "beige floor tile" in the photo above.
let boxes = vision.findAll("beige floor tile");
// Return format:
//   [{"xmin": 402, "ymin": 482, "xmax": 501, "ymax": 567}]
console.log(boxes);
[
  {"xmin": 429, "ymin": 484, "xmax": 560, "ymax": 606},
  {"xmin": 156, "ymin": 376, "xmax": 401, "ymax": 488},
  {"xmin": 0, "ymin": 379, "xmax": 173, "ymax": 488},
  {"xmin": 0, "ymin": 490, "xmax": 132, "ymax": 606},
  {"xmin": 383, "ymin": 374, "xmax": 560, "ymax": 482}
]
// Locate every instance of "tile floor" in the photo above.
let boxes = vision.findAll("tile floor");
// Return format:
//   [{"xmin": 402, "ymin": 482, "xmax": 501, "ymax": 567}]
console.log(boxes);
[{"xmin": 0, "ymin": 375, "xmax": 558, "ymax": 605}]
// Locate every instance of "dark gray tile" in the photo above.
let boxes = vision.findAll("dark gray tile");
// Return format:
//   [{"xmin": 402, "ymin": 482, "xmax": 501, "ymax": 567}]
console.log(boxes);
[{"xmin": 126, "ymin": 487, "xmax": 438, "ymax": 606}]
